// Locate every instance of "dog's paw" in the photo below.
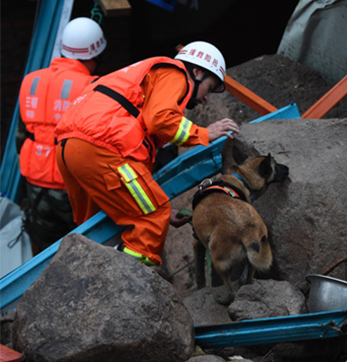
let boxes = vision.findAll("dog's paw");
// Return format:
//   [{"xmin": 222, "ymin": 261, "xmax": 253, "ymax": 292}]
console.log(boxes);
[{"xmin": 212, "ymin": 287, "xmax": 235, "ymax": 305}]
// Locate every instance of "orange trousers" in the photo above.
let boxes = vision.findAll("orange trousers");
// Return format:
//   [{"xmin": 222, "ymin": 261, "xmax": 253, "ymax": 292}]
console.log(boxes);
[{"xmin": 56, "ymin": 138, "xmax": 171, "ymax": 265}]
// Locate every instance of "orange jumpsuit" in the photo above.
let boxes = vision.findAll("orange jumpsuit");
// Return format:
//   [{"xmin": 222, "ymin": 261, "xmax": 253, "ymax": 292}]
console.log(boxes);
[{"xmin": 56, "ymin": 57, "xmax": 209, "ymax": 264}]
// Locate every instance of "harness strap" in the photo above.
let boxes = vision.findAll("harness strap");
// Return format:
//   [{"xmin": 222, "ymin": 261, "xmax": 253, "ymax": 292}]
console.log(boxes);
[
  {"xmin": 27, "ymin": 131, "xmax": 58, "ymax": 145},
  {"xmin": 204, "ymin": 185, "xmax": 240, "ymax": 198},
  {"xmin": 93, "ymin": 84, "xmax": 154, "ymax": 160},
  {"xmin": 61, "ymin": 139, "xmax": 68, "ymax": 167},
  {"xmin": 192, "ymin": 181, "xmax": 242, "ymax": 210},
  {"xmin": 94, "ymin": 84, "xmax": 140, "ymax": 118}
]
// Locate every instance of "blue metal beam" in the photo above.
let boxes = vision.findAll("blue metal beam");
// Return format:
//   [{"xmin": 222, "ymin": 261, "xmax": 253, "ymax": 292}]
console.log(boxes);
[
  {"xmin": 144, "ymin": 0, "xmax": 178, "ymax": 11},
  {"xmin": 195, "ymin": 310, "xmax": 347, "ymax": 348},
  {"xmin": 0, "ymin": 0, "xmax": 66, "ymax": 202}
]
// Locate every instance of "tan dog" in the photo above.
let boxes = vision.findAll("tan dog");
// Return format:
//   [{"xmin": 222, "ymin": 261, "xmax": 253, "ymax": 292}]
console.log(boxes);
[{"xmin": 192, "ymin": 142, "xmax": 289, "ymax": 304}]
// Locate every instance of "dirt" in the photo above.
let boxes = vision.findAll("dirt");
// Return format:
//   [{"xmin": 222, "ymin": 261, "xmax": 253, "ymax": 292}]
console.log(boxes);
[{"xmin": 186, "ymin": 54, "xmax": 347, "ymax": 131}]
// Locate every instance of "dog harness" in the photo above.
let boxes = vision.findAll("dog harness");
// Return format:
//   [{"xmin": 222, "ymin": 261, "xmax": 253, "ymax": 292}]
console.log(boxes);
[{"xmin": 192, "ymin": 178, "xmax": 246, "ymax": 209}]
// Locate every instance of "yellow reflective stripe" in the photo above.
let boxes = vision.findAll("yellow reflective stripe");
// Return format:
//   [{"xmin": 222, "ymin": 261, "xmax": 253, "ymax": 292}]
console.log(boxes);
[
  {"xmin": 123, "ymin": 247, "xmax": 157, "ymax": 266},
  {"xmin": 117, "ymin": 163, "xmax": 137, "ymax": 182},
  {"xmin": 170, "ymin": 117, "xmax": 193, "ymax": 146},
  {"xmin": 144, "ymin": 257, "xmax": 156, "ymax": 266},
  {"xmin": 124, "ymin": 179, "xmax": 156, "ymax": 214},
  {"xmin": 123, "ymin": 247, "xmax": 145, "ymax": 260},
  {"xmin": 117, "ymin": 164, "xmax": 156, "ymax": 214}
]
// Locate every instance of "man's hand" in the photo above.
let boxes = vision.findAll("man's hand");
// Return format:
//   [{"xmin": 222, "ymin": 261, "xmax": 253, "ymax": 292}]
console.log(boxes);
[
  {"xmin": 169, "ymin": 208, "xmax": 192, "ymax": 228},
  {"xmin": 207, "ymin": 118, "xmax": 239, "ymax": 142}
]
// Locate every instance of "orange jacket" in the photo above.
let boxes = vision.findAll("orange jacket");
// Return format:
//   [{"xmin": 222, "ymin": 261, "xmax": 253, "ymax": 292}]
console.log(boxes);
[
  {"xmin": 55, "ymin": 56, "xmax": 209, "ymax": 165},
  {"xmin": 19, "ymin": 58, "xmax": 98, "ymax": 189}
]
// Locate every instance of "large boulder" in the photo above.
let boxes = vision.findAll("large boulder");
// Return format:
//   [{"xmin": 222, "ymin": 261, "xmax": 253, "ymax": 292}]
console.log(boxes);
[
  {"xmin": 231, "ymin": 118, "xmax": 347, "ymax": 290},
  {"xmin": 12, "ymin": 234, "xmax": 194, "ymax": 362},
  {"xmin": 228, "ymin": 279, "xmax": 305, "ymax": 321}
]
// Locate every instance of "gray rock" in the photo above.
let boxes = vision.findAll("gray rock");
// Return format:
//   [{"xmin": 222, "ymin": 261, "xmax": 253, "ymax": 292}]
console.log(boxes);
[
  {"xmin": 274, "ymin": 338, "xmax": 345, "ymax": 361},
  {"xmin": 232, "ymin": 119, "xmax": 347, "ymax": 290},
  {"xmin": 183, "ymin": 287, "xmax": 231, "ymax": 326},
  {"xmin": 228, "ymin": 279, "xmax": 305, "ymax": 321},
  {"xmin": 164, "ymin": 222, "xmax": 198, "ymax": 299},
  {"xmin": 186, "ymin": 354, "xmax": 255, "ymax": 362},
  {"xmin": 186, "ymin": 355, "xmax": 227, "ymax": 362},
  {"xmin": 12, "ymin": 234, "xmax": 194, "ymax": 362}
]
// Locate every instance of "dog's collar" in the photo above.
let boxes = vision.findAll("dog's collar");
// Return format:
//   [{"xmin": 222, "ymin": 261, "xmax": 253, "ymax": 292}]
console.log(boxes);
[
  {"xmin": 193, "ymin": 179, "xmax": 243, "ymax": 209},
  {"xmin": 231, "ymin": 173, "xmax": 255, "ymax": 202}
]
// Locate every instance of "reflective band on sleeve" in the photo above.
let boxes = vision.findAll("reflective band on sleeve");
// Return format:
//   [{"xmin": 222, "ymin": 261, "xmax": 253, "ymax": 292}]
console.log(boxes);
[
  {"xmin": 60, "ymin": 80, "xmax": 73, "ymax": 99},
  {"xmin": 30, "ymin": 77, "xmax": 40, "ymax": 95},
  {"xmin": 117, "ymin": 164, "xmax": 156, "ymax": 214},
  {"xmin": 170, "ymin": 117, "xmax": 193, "ymax": 146}
]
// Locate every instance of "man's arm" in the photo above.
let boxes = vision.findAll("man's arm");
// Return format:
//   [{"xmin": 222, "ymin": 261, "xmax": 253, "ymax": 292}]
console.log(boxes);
[{"xmin": 141, "ymin": 66, "xmax": 209, "ymax": 147}]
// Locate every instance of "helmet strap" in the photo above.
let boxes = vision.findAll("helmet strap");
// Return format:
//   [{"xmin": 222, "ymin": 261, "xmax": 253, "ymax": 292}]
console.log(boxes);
[
  {"xmin": 186, "ymin": 77, "xmax": 200, "ymax": 109},
  {"xmin": 186, "ymin": 66, "xmax": 209, "ymax": 110}
]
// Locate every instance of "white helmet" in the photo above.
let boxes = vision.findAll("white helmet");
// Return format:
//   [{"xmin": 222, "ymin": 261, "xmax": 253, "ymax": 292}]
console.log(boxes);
[
  {"xmin": 61, "ymin": 17, "xmax": 107, "ymax": 60},
  {"xmin": 175, "ymin": 41, "xmax": 226, "ymax": 87}
]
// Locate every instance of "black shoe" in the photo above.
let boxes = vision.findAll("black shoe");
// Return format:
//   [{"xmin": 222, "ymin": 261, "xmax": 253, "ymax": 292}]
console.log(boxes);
[{"xmin": 114, "ymin": 242, "xmax": 124, "ymax": 251}]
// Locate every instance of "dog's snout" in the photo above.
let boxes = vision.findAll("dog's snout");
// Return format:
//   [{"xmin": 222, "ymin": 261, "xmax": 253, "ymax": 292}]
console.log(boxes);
[{"xmin": 274, "ymin": 163, "xmax": 289, "ymax": 182}]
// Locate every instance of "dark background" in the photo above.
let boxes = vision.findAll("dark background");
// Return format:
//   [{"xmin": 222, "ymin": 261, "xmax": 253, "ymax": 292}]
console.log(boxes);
[{"xmin": 1, "ymin": 0, "xmax": 298, "ymax": 160}]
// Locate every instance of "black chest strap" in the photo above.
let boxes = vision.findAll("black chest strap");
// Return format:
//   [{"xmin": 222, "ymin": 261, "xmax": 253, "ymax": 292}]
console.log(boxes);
[{"xmin": 93, "ymin": 84, "xmax": 140, "ymax": 118}]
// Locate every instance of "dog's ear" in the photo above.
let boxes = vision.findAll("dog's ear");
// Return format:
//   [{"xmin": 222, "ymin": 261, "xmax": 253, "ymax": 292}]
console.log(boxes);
[
  {"xmin": 258, "ymin": 153, "xmax": 273, "ymax": 179},
  {"xmin": 232, "ymin": 145, "xmax": 248, "ymax": 165},
  {"xmin": 222, "ymin": 139, "xmax": 251, "ymax": 174}
]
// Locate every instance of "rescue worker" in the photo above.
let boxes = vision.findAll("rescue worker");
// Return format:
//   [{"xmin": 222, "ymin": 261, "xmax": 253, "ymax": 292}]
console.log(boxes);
[
  {"xmin": 16, "ymin": 17, "xmax": 107, "ymax": 252},
  {"xmin": 55, "ymin": 41, "xmax": 239, "ymax": 265}
]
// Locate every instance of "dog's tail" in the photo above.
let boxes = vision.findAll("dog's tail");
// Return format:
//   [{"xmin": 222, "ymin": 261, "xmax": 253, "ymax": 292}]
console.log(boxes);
[{"xmin": 247, "ymin": 236, "xmax": 273, "ymax": 271}]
